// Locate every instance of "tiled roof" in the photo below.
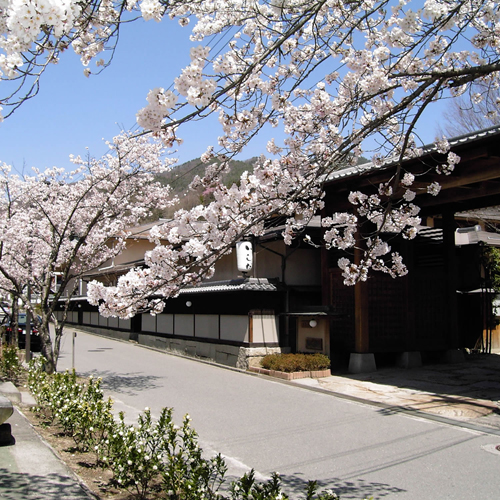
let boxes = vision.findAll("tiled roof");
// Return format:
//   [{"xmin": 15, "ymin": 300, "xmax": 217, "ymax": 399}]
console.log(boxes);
[
  {"xmin": 326, "ymin": 125, "xmax": 500, "ymax": 183},
  {"xmin": 179, "ymin": 278, "xmax": 279, "ymax": 294},
  {"xmin": 456, "ymin": 206, "xmax": 500, "ymax": 222}
]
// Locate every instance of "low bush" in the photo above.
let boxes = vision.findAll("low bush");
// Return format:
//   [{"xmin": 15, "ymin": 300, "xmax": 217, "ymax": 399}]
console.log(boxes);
[
  {"xmin": 28, "ymin": 359, "xmax": 115, "ymax": 454},
  {"xmin": 261, "ymin": 353, "xmax": 330, "ymax": 373},
  {"xmin": 0, "ymin": 344, "xmax": 22, "ymax": 383},
  {"xmin": 304, "ymin": 354, "xmax": 332, "ymax": 372},
  {"xmin": 26, "ymin": 356, "xmax": 371, "ymax": 500},
  {"xmin": 103, "ymin": 408, "xmax": 167, "ymax": 498}
]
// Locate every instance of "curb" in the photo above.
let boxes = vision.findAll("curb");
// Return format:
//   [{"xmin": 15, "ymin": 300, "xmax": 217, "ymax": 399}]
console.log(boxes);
[{"xmin": 248, "ymin": 366, "xmax": 331, "ymax": 380}]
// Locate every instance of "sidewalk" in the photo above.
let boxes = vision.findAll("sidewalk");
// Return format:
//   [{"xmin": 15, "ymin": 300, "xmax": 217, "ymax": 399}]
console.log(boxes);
[
  {"xmin": 0, "ymin": 382, "xmax": 95, "ymax": 500},
  {"xmin": 292, "ymin": 352, "xmax": 500, "ymax": 432}
]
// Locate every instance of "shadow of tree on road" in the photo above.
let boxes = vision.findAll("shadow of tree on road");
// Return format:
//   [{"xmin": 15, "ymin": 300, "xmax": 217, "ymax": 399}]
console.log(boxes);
[
  {"xmin": 280, "ymin": 473, "xmax": 404, "ymax": 499},
  {"xmin": 0, "ymin": 467, "xmax": 91, "ymax": 499},
  {"xmin": 79, "ymin": 369, "xmax": 162, "ymax": 395}
]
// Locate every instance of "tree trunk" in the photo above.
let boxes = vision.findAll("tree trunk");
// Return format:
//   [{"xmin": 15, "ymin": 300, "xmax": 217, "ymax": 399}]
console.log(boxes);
[
  {"xmin": 39, "ymin": 315, "xmax": 57, "ymax": 374},
  {"xmin": 10, "ymin": 299, "xmax": 18, "ymax": 348},
  {"xmin": 38, "ymin": 315, "xmax": 64, "ymax": 374}
]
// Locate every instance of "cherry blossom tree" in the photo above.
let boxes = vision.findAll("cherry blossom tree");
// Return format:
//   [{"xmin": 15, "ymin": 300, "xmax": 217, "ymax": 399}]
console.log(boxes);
[
  {"xmin": 438, "ymin": 82, "xmax": 500, "ymax": 136},
  {"xmin": 0, "ymin": 133, "xmax": 176, "ymax": 372},
  {"xmin": 1, "ymin": 1, "xmax": 500, "ymax": 317}
]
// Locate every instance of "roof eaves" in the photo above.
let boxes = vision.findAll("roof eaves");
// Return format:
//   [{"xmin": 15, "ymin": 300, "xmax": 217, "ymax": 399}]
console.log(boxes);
[
  {"xmin": 179, "ymin": 278, "xmax": 279, "ymax": 294},
  {"xmin": 325, "ymin": 125, "xmax": 500, "ymax": 184}
]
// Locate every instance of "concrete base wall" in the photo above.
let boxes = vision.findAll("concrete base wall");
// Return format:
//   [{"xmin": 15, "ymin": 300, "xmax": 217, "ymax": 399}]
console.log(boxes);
[
  {"xmin": 242, "ymin": 346, "xmax": 285, "ymax": 369},
  {"xmin": 74, "ymin": 326, "xmax": 281, "ymax": 370},
  {"xmin": 76, "ymin": 325, "xmax": 132, "ymax": 342}
]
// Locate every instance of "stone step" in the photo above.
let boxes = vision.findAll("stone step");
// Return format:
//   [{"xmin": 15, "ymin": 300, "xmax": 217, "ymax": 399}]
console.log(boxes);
[
  {"xmin": 0, "ymin": 395, "xmax": 13, "ymax": 425},
  {"xmin": 0, "ymin": 381, "xmax": 21, "ymax": 403}
]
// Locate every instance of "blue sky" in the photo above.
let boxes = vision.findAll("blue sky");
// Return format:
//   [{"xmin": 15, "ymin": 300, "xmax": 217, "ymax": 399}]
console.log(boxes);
[
  {"xmin": 0, "ymin": 17, "xmax": 449, "ymax": 176},
  {"xmin": 0, "ymin": 19, "xmax": 230, "ymax": 174}
]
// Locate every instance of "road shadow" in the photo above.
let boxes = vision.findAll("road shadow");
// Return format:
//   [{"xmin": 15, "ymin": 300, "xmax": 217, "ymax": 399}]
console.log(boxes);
[
  {"xmin": 79, "ymin": 369, "xmax": 162, "ymax": 395},
  {"xmin": 0, "ymin": 467, "xmax": 91, "ymax": 499},
  {"xmin": 217, "ymin": 471, "xmax": 404, "ymax": 499},
  {"xmin": 280, "ymin": 474, "xmax": 404, "ymax": 499}
]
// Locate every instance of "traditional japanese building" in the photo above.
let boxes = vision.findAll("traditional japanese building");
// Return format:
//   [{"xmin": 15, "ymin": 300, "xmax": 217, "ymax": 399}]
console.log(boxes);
[
  {"xmin": 322, "ymin": 126, "xmax": 500, "ymax": 372},
  {"xmin": 60, "ymin": 126, "xmax": 500, "ymax": 372}
]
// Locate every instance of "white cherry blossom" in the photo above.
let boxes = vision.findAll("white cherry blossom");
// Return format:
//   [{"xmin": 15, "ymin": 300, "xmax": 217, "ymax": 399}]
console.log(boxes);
[{"xmin": 1, "ymin": 0, "xmax": 499, "ymax": 314}]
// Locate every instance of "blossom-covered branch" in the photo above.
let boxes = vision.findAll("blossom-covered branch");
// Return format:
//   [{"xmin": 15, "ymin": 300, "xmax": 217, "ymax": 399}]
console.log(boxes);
[
  {"xmin": 2, "ymin": 0, "xmax": 500, "ymax": 313},
  {"xmin": 0, "ymin": 133, "xmax": 177, "ymax": 371}
]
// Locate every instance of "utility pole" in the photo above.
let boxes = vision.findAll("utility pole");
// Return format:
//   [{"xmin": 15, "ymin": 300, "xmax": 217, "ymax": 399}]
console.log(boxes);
[{"xmin": 72, "ymin": 331, "xmax": 77, "ymax": 370}]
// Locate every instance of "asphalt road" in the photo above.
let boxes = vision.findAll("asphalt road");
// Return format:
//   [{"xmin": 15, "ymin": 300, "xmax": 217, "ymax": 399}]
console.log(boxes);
[{"xmin": 57, "ymin": 330, "xmax": 500, "ymax": 499}]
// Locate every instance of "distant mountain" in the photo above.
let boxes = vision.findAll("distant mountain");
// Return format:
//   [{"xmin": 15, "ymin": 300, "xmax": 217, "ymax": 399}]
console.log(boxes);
[
  {"xmin": 158, "ymin": 157, "xmax": 258, "ymax": 195},
  {"xmin": 160, "ymin": 154, "xmax": 369, "ymax": 196},
  {"xmin": 150, "ymin": 154, "xmax": 370, "ymax": 219},
  {"xmin": 152, "ymin": 157, "xmax": 258, "ymax": 218}
]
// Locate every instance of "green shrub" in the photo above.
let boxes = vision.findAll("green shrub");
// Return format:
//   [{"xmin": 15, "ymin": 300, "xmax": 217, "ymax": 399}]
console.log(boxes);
[
  {"xmin": 0, "ymin": 344, "xmax": 21, "ymax": 383},
  {"xmin": 103, "ymin": 409, "xmax": 166, "ymax": 498},
  {"xmin": 261, "ymin": 353, "xmax": 330, "ymax": 373},
  {"xmin": 304, "ymin": 354, "xmax": 331, "ymax": 371},
  {"xmin": 64, "ymin": 376, "xmax": 115, "ymax": 453},
  {"xmin": 26, "ymin": 356, "xmax": 374, "ymax": 500},
  {"xmin": 28, "ymin": 359, "xmax": 114, "ymax": 453},
  {"xmin": 230, "ymin": 470, "xmax": 286, "ymax": 499},
  {"xmin": 160, "ymin": 411, "xmax": 227, "ymax": 500}
]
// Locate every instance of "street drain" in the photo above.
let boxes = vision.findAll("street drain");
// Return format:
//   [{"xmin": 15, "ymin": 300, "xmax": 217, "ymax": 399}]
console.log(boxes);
[{"xmin": 481, "ymin": 444, "xmax": 500, "ymax": 456}]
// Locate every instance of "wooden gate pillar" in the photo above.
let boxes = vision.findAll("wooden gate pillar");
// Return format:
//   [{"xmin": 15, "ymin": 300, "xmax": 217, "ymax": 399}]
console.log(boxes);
[
  {"xmin": 442, "ymin": 209, "xmax": 461, "ymax": 355},
  {"xmin": 349, "ymin": 242, "xmax": 376, "ymax": 373}
]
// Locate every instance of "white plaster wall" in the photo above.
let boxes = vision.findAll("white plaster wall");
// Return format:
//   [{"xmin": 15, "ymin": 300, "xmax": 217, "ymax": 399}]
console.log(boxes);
[
  {"xmin": 175, "ymin": 314, "xmax": 194, "ymax": 337},
  {"xmin": 91, "ymin": 312, "xmax": 99, "ymax": 326},
  {"xmin": 83, "ymin": 312, "xmax": 91, "ymax": 325},
  {"xmin": 254, "ymin": 242, "xmax": 282, "ymax": 280},
  {"xmin": 209, "ymin": 252, "xmax": 238, "ymax": 281},
  {"xmin": 142, "ymin": 314, "xmax": 156, "ymax": 332},
  {"xmin": 195, "ymin": 315, "xmax": 219, "ymax": 340},
  {"xmin": 220, "ymin": 315, "xmax": 249, "ymax": 342},
  {"xmin": 251, "ymin": 313, "xmax": 279, "ymax": 344},
  {"xmin": 254, "ymin": 241, "xmax": 321, "ymax": 285},
  {"xmin": 108, "ymin": 317, "xmax": 119, "ymax": 329},
  {"xmin": 119, "ymin": 318, "xmax": 131, "ymax": 330},
  {"xmin": 157, "ymin": 314, "xmax": 174, "ymax": 334},
  {"xmin": 113, "ymin": 239, "xmax": 156, "ymax": 265}
]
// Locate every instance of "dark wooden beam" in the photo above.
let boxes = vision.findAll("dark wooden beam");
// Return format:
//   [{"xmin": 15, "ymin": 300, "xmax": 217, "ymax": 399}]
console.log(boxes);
[
  {"xmin": 354, "ymin": 241, "xmax": 370, "ymax": 353},
  {"xmin": 418, "ymin": 180, "xmax": 500, "ymax": 208}
]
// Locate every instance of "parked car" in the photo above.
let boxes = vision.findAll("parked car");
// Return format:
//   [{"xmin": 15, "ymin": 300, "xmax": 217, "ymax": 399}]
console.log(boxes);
[{"xmin": 2, "ymin": 313, "xmax": 42, "ymax": 352}]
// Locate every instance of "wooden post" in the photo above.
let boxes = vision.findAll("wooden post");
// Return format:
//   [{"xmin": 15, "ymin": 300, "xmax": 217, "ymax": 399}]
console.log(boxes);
[
  {"xmin": 354, "ymin": 244, "xmax": 370, "ymax": 353},
  {"xmin": 443, "ymin": 209, "xmax": 459, "ymax": 348},
  {"xmin": 248, "ymin": 311, "xmax": 254, "ymax": 344}
]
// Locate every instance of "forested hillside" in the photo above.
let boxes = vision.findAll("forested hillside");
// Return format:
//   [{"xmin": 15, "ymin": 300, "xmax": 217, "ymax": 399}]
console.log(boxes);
[
  {"xmin": 150, "ymin": 155, "xmax": 368, "ymax": 220},
  {"xmin": 152, "ymin": 157, "xmax": 258, "ymax": 219}
]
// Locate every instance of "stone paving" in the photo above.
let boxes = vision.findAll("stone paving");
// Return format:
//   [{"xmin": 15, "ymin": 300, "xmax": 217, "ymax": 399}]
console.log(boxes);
[{"xmin": 293, "ymin": 352, "xmax": 500, "ymax": 431}]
